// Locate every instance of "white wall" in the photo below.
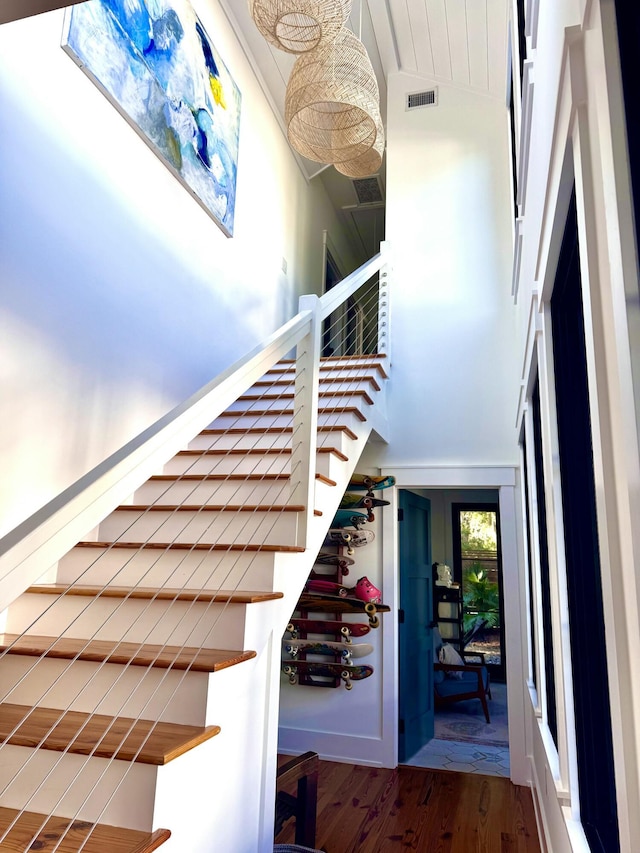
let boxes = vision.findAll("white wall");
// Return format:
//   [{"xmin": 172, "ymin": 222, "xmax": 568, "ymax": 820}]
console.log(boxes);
[
  {"xmin": 379, "ymin": 74, "xmax": 520, "ymax": 468},
  {"xmin": 0, "ymin": 1, "xmax": 359, "ymax": 539}
]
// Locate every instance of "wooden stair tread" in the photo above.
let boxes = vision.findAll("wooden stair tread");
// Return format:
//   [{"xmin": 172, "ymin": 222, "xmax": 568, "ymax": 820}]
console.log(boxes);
[
  {"xmin": 252, "ymin": 376, "xmax": 381, "ymax": 391},
  {"xmin": 200, "ymin": 425, "xmax": 358, "ymax": 439},
  {"xmin": 239, "ymin": 390, "xmax": 373, "ymax": 404},
  {"xmin": 111, "ymin": 505, "xmax": 321, "ymax": 516},
  {"xmin": 175, "ymin": 446, "xmax": 348, "ymax": 460},
  {"xmin": 267, "ymin": 361, "xmax": 388, "ymax": 378},
  {"xmin": 146, "ymin": 472, "xmax": 337, "ymax": 486},
  {"xmin": 0, "ymin": 807, "xmax": 170, "ymax": 853},
  {"xmin": 0, "ymin": 634, "xmax": 256, "ymax": 672},
  {"xmin": 113, "ymin": 504, "xmax": 306, "ymax": 512},
  {"xmin": 0, "ymin": 702, "xmax": 220, "ymax": 766},
  {"xmin": 216, "ymin": 406, "xmax": 367, "ymax": 423},
  {"xmin": 26, "ymin": 586, "xmax": 283, "ymax": 604},
  {"xmin": 76, "ymin": 541, "xmax": 305, "ymax": 553}
]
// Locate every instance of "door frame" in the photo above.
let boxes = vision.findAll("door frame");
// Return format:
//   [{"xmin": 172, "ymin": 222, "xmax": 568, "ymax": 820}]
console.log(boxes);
[{"xmin": 378, "ymin": 466, "xmax": 527, "ymax": 783}]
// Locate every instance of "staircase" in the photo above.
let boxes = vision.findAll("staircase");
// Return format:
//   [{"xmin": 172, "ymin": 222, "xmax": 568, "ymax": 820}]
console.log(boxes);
[{"xmin": 0, "ymin": 252, "xmax": 391, "ymax": 852}]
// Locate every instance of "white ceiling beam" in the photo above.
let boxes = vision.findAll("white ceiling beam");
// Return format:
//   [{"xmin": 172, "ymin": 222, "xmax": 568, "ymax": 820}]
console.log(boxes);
[{"xmin": 368, "ymin": 0, "xmax": 400, "ymax": 77}]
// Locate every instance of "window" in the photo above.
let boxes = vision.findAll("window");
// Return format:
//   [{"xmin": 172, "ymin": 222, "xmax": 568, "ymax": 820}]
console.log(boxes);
[
  {"xmin": 550, "ymin": 191, "xmax": 619, "ymax": 852},
  {"xmin": 531, "ymin": 376, "xmax": 557, "ymax": 745}
]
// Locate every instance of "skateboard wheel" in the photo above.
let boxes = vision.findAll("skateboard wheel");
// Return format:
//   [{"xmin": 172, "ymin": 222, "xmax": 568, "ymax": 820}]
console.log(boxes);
[
  {"xmin": 340, "ymin": 626, "xmax": 352, "ymax": 642},
  {"xmin": 338, "ymin": 587, "xmax": 348, "ymax": 598},
  {"xmin": 368, "ymin": 615, "xmax": 380, "ymax": 629},
  {"xmin": 286, "ymin": 623, "xmax": 294, "ymax": 633},
  {"xmin": 364, "ymin": 602, "xmax": 377, "ymax": 614}
]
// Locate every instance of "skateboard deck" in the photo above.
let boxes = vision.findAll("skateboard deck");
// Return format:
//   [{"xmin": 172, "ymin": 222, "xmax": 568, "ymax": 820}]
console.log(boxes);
[
  {"xmin": 347, "ymin": 474, "xmax": 396, "ymax": 493},
  {"xmin": 339, "ymin": 492, "xmax": 390, "ymax": 511},
  {"xmin": 332, "ymin": 508, "xmax": 371, "ymax": 529},
  {"xmin": 314, "ymin": 551, "xmax": 354, "ymax": 575},
  {"xmin": 315, "ymin": 550, "xmax": 355, "ymax": 566},
  {"xmin": 286, "ymin": 618, "xmax": 371, "ymax": 641},
  {"xmin": 282, "ymin": 638, "xmax": 374, "ymax": 661},
  {"xmin": 296, "ymin": 593, "xmax": 390, "ymax": 627},
  {"xmin": 305, "ymin": 578, "xmax": 350, "ymax": 597},
  {"xmin": 282, "ymin": 660, "xmax": 374, "ymax": 689},
  {"xmin": 323, "ymin": 528, "xmax": 374, "ymax": 554}
]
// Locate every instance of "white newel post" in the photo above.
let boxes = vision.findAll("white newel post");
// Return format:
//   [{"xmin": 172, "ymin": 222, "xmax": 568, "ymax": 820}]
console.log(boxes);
[
  {"xmin": 292, "ymin": 295, "xmax": 321, "ymax": 548},
  {"xmin": 378, "ymin": 240, "xmax": 391, "ymax": 359}
]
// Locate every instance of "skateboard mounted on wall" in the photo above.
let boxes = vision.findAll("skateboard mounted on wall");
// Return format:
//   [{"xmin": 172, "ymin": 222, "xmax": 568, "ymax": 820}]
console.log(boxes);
[
  {"xmin": 282, "ymin": 638, "xmax": 374, "ymax": 663},
  {"xmin": 347, "ymin": 474, "xmax": 396, "ymax": 495},
  {"xmin": 286, "ymin": 619, "xmax": 372, "ymax": 641},
  {"xmin": 281, "ymin": 660, "xmax": 374, "ymax": 690},
  {"xmin": 323, "ymin": 527, "xmax": 374, "ymax": 554},
  {"xmin": 296, "ymin": 593, "xmax": 389, "ymax": 628}
]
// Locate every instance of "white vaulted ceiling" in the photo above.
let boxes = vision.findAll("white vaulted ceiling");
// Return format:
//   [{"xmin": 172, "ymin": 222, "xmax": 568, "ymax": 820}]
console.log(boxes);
[
  {"xmin": 385, "ymin": 0, "xmax": 510, "ymax": 99},
  {"xmin": 225, "ymin": 0, "xmax": 510, "ymax": 175},
  {"xmin": 224, "ymin": 0, "xmax": 510, "ymax": 265}
]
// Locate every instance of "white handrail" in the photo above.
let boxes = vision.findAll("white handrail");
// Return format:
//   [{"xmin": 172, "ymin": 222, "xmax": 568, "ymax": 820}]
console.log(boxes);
[
  {"xmin": 318, "ymin": 251, "xmax": 386, "ymax": 318},
  {"xmin": 0, "ymin": 244, "xmax": 391, "ymax": 608}
]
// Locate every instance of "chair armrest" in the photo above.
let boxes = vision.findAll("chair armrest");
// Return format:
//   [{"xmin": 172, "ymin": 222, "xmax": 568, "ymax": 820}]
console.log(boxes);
[
  {"xmin": 277, "ymin": 751, "xmax": 319, "ymax": 786},
  {"xmin": 434, "ymin": 662, "xmax": 485, "ymax": 690}
]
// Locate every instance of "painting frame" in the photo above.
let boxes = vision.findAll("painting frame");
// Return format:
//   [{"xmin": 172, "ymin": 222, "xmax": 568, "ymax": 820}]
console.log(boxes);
[{"xmin": 62, "ymin": 0, "xmax": 242, "ymax": 237}]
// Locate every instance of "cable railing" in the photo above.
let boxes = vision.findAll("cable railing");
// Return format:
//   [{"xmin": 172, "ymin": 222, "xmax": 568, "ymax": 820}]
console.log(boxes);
[{"xmin": 0, "ymin": 244, "xmax": 390, "ymax": 851}]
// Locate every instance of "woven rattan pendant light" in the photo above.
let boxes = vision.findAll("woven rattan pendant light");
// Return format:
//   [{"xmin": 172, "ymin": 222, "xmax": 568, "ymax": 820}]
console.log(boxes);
[
  {"xmin": 285, "ymin": 27, "xmax": 379, "ymax": 164},
  {"xmin": 249, "ymin": 0, "xmax": 352, "ymax": 54},
  {"xmin": 335, "ymin": 108, "xmax": 384, "ymax": 177}
]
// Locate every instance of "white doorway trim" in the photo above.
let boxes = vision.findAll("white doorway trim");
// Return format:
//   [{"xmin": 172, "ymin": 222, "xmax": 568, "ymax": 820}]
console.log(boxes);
[{"xmin": 380, "ymin": 465, "xmax": 528, "ymax": 785}]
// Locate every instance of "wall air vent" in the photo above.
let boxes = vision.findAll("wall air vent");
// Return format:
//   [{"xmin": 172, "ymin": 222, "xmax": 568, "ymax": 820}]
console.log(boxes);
[
  {"xmin": 406, "ymin": 88, "xmax": 438, "ymax": 110},
  {"xmin": 352, "ymin": 176, "xmax": 384, "ymax": 205}
]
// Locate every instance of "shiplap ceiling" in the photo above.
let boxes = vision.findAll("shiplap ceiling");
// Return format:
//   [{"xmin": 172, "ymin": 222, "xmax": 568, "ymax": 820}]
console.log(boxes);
[
  {"xmin": 387, "ymin": 0, "xmax": 510, "ymax": 99},
  {"xmin": 225, "ymin": 0, "xmax": 509, "ymax": 264},
  {"xmin": 226, "ymin": 0, "xmax": 510, "ymax": 177}
]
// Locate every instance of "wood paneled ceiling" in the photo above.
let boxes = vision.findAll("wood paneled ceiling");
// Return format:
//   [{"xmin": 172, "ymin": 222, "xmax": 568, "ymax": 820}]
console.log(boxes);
[
  {"xmin": 225, "ymin": 0, "xmax": 510, "ymax": 264},
  {"xmin": 226, "ymin": 0, "xmax": 510, "ymax": 177}
]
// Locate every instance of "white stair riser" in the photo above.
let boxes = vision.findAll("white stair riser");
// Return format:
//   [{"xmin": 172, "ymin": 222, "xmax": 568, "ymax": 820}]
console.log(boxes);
[
  {"xmin": 262, "ymin": 369, "xmax": 383, "ymax": 384},
  {"xmin": 162, "ymin": 450, "xmax": 339, "ymax": 478},
  {"xmin": 248, "ymin": 378, "xmax": 378, "ymax": 396},
  {"xmin": 98, "ymin": 507, "xmax": 299, "ymax": 546},
  {"xmin": 57, "ymin": 545, "xmax": 278, "ymax": 591},
  {"xmin": 186, "ymin": 429, "xmax": 355, "ymax": 453},
  {"xmin": 230, "ymin": 394, "xmax": 372, "ymax": 413},
  {"xmin": 207, "ymin": 411, "xmax": 363, "ymax": 432},
  {"xmin": 132, "ymin": 478, "xmax": 293, "ymax": 506},
  {"xmin": 5, "ymin": 594, "xmax": 250, "ymax": 649},
  {"xmin": 0, "ymin": 655, "xmax": 209, "ymax": 725},
  {"xmin": 0, "ymin": 744, "xmax": 157, "ymax": 831}
]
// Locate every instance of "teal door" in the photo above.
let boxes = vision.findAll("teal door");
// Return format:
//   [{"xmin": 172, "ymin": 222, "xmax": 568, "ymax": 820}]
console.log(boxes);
[{"xmin": 398, "ymin": 490, "xmax": 434, "ymax": 762}]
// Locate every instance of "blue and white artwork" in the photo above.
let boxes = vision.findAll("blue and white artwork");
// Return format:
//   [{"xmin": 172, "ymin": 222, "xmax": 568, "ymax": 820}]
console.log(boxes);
[{"xmin": 64, "ymin": 0, "xmax": 241, "ymax": 236}]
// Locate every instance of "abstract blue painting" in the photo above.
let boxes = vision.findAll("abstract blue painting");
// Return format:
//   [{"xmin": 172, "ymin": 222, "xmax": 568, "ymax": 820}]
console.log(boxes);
[{"xmin": 63, "ymin": 0, "xmax": 241, "ymax": 236}]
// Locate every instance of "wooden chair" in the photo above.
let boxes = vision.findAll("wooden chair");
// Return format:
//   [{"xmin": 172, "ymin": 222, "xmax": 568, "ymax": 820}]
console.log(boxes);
[
  {"xmin": 434, "ymin": 651, "xmax": 492, "ymax": 723},
  {"xmin": 274, "ymin": 751, "xmax": 319, "ymax": 848}
]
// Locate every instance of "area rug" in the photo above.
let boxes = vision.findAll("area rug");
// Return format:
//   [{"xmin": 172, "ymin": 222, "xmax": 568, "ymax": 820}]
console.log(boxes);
[{"xmin": 434, "ymin": 682, "xmax": 509, "ymax": 747}]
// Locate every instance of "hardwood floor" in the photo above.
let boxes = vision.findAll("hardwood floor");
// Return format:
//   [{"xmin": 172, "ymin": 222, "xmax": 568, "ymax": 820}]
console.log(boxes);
[{"xmin": 275, "ymin": 759, "xmax": 541, "ymax": 852}]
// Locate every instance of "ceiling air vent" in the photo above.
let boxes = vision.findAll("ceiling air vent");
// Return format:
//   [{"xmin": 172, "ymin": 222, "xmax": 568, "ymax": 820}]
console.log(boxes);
[
  {"xmin": 352, "ymin": 176, "xmax": 383, "ymax": 205},
  {"xmin": 406, "ymin": 88, "xmax": 438, "ymax": 110}
]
